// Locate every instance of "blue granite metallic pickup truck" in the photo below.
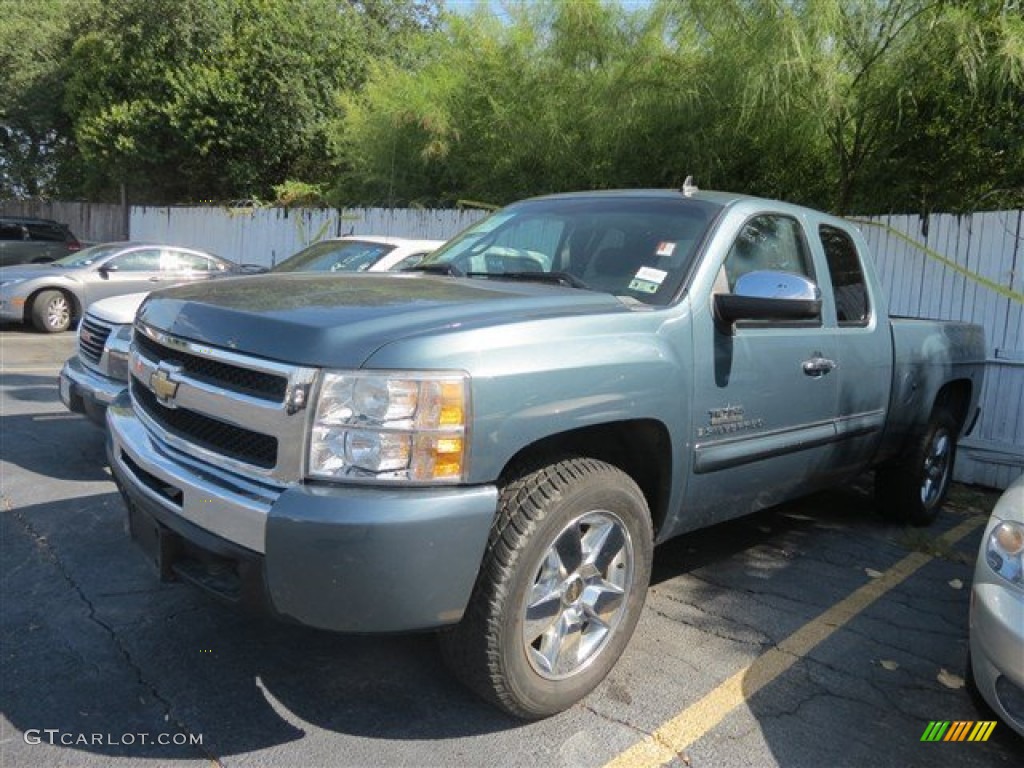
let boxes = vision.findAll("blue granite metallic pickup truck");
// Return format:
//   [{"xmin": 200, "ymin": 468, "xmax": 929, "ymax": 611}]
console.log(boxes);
[{"xmin": 107, "ymin": 189, "xmax": 985, "ymax": 717}]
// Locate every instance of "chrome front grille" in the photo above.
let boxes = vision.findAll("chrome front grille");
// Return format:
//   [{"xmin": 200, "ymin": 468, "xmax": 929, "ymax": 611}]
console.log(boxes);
[
  {"xmin": 130, "ymin": 324, "xmax": 318, "ymax": 483},
  {"xmin": 131, "ymin": 379, "xmax": 279, "ymax": 468},
  {"xmin": 79, "ymin": 314, "xmax": 113, "ymax": 366},
  {"xmin": 134, "ymin": 331, "xmax": 287, "ymax": 402}
]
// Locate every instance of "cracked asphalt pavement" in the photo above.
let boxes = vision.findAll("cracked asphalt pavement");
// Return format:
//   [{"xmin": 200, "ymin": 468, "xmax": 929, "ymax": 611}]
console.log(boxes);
[{"xmin": 2, "ymin": 327, "xmax": 1022, "ymax": 767}]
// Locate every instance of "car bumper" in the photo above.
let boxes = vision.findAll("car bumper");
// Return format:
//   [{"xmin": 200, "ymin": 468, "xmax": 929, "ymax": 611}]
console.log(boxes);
[
  {"xmin": 0, "ymin": 299, "xmax": 24, "ymax": 322},
  {"xmin": 59, "ymin": 356, "xmax": 126, "ymax": 427},
  {"xmin": 970, "ymin": 561, "xmax": 1024, "ymax": 738},
  {"xmin": 106, "ymin": 392, "xmax": 499, "ymax": 632}
]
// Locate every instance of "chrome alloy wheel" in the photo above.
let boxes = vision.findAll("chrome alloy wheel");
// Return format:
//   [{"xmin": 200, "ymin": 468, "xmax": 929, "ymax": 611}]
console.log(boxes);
[
  {"xmin": 921, "ymin": 428, "xmax": 952, "ymax": 507},
  {"xmin": 47, "ymin": 294, "xmax": 70, "ymax": 330},
  {"xmin": 521, "ymin": 510, "xmax": 634, "ymax": 680}
]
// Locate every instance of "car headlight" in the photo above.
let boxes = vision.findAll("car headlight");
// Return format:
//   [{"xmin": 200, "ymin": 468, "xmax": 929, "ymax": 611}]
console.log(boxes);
[
  {"xmin": 985, "ymin": 520, "xmax": 1024, "ymax": 589},
  {"xmin": 106, "ymin": 324, "xmax": 133, "ymax": 382},
  {"xmin": 0, "ymin": 278, "xmax": 26, "ymax": 289},
  {"xmin": 308, "ymin": 370, "xmax": 469, "ymax": 483}
]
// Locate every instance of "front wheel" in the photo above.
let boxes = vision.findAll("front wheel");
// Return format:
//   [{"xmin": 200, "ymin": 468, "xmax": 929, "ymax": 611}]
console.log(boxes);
[
  {"xmin": 30, "ymin": 289, "xmax": 72, "ymax": 333},
  {"xmin": 440, "ymin": 457, "xmax": 653, "ymax": 719},
  {"xmin": 876, "ymin": 405, "xmax": 959, "ymax": 526}
]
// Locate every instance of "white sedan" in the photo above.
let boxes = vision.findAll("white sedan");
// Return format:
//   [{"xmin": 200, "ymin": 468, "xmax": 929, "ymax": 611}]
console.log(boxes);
[
  {"xmin": 968, "ymin": 471, "xmax": 1024, "ymax": 737},
  {"xmin": 272, "ymin": 236, "xmax": 444, "ymax": 273}
]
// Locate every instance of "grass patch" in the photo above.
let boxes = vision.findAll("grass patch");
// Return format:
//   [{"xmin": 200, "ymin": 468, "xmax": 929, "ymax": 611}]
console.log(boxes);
[
  {"xmin": 895, "ymin": 528, "xmax": 973, "ymax": 563},
  {"xmin": 945, "ymin": 483, "xmax": 1000, "ymax": 517}
]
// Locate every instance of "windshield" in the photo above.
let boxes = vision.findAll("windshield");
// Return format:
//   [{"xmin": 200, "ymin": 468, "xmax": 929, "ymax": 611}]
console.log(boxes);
[
  {"xmin": 420, "ymin": 196, "xmax": 722, "ymax": 305},
  {"xmin": 52, "ymin": 244, "xmax": 123, "ymax": 268},
  {"xmin": 273, "ymin": 240, "xmax": 396, "ymax": 273}
]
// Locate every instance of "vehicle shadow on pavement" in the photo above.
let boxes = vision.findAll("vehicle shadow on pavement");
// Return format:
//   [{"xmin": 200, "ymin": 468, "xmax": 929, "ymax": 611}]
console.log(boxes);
[
  {"xmin": 632, "ymin": 483, "xmax": 1023, "ymax": 767},
  {"xmin": 734, "ymin": 498, "xmax": 1023, "ymax": 767},
  {"xmin": 0, "ymin": 407, "xmax": 109, "ymax": 483},
  {"xmin": 649, "ymin": 483, "xmax": 880, "ymax": 586},
  {"xmin": 0, "ymin": 373, "xmax": 62, "ymax": 404},
  {"xmin": 3, "ymin": 492, "xmax": 522, "ymax": 763}
]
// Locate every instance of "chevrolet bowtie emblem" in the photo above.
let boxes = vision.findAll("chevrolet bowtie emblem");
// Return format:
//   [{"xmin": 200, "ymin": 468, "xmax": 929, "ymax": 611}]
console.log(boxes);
[{"xmin": 150, "ymin": 364, "xmax": 182, "ymax": 406}]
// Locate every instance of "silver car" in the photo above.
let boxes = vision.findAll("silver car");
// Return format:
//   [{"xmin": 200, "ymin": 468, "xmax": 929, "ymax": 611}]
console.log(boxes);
[
  {"xmin": 969, "ymin": 472, "xmax": 1024, "ymax": 737},
  {"xmin": 0, "ymin": 242, "xmax": 245, "ymax": 333},
  {"xmin": 57, "ymin": 236, "xmax": 446, "ymax": 427}
]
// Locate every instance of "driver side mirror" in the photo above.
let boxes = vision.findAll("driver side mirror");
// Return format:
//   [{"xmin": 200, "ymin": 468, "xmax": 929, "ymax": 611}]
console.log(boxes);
[
  {"xmin": 98, "ymin": 263, "xmax": 119, "ymax": 278},
  {"xmin": 714, "ymin": 270, "xmax": 821, "ymax": 332}
]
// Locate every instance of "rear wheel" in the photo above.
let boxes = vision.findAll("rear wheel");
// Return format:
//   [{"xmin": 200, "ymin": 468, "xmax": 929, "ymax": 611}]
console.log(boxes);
[
  {"xmin": 440, "ymin": 457, "xmax": 653, "ymax": 718},
  {"xmin": 30, "ymin": 289, "xmax": 72, "ymax": 333},
  {"xmin": 876, "ymin": 405, "xmax": 959, "ymax": 526}
]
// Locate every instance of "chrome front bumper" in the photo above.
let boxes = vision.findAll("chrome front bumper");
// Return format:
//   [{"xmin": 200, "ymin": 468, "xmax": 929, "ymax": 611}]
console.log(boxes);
[
  {"xmin": 107, "ymin": 392, "xmax": 499, "ymax": 632},
  {"xmin": 108, "ymin": 393, "xmax": 277, "ymax": 553},
  {"xmin": 60, "ymin": 356, "xmax": 128, "ymax": 427}
]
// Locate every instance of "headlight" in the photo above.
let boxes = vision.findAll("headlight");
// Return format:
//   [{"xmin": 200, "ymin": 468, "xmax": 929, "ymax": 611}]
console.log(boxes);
[
  {"xmin": 106, "ymin": 324, "xmax": 133, "ymax": 382},
  {"xmin": 985, "ymin": 520, "xmax": 1024, "ymax": 589},
  {"xmin": 0, "ymin": 278, "xmax": 26, "ymax": 289},
  {"xmin": 308, "ymin": 370, "xmax": 469, "ymax": 483}
]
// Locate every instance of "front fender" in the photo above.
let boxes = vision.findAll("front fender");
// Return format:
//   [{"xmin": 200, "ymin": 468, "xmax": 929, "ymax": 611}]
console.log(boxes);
[{"xmin": 363, "ymin": 307, "xmax": 691, "ymax": 484}]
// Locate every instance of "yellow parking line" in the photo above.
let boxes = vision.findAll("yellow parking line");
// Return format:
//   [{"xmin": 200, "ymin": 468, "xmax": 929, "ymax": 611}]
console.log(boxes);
[{"xmin": 603, "ymin": 515, "xmax": 986, "ymax": 768}]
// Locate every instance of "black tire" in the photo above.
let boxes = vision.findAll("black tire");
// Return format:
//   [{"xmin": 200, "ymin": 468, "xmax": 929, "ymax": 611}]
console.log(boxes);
[
  {"xmin": 30, "ymin": 289, "xmax": 72, "ymax": 333},
  {"xmin": 440, "ymin": 457, "xmax": 653, "ymax": 719},
  {"xmin": 876, "ymin": 405, "xmax": 959, "ymax": 526}
]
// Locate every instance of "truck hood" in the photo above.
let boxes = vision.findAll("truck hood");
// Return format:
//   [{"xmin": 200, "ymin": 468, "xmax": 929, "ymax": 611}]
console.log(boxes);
[{"xmin": 137, "ymin": 272, "xmax": 633, "ymax": 369}]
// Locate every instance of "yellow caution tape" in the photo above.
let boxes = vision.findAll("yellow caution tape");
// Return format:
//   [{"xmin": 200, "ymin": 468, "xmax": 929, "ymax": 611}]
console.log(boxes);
[{"xmin": 849, "ymin": 217, "xmax": 1024, "ymax": 305}]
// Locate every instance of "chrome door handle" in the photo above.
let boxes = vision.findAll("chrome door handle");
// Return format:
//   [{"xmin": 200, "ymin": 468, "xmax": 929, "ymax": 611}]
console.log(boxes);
[{"xmin": 802, "ymin": 356, "xmax": 837, "ymax": 377}]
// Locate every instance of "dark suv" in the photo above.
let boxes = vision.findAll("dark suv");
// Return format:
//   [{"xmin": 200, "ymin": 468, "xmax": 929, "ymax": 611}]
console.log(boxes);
[{"xmin": 0, "ymin": 217, "xmax": 82, "ymax": 266}]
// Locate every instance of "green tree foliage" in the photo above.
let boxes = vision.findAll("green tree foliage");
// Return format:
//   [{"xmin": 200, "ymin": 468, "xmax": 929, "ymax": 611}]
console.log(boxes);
[
  {"xmin": 334, "ymin": 0, "xmax": 1024, "ymax": 214},
  {"xmin": 3, "ymin": 0, "xmax": 1021, "ymax": 213},
  {"xmin": 0, "ymin": 0, "xmax": 96, "ymax": 198},
  {"xmin": 866, "ymin": 1, "xmax": 1024, "ymax": 212},
  {"xmin": 671, "ymin": 0, "xmax": 1024, "ymax": 213},
  {"xmin": 1, "ymin": 0, "xmax": 438, "ymax": 202},
  {"xmin": 334, "ymin": 0, "xmax": 691, "ymax": 206}
]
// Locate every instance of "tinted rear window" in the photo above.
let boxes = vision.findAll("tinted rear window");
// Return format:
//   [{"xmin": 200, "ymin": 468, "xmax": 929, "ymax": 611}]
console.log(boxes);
[
  {"xmin": 0, "ymin": 224, "xmax": 25, "ymax": 240},
  {"xmin": 25, "ymin": 223, "xmax": 69, "ymax": 242}
]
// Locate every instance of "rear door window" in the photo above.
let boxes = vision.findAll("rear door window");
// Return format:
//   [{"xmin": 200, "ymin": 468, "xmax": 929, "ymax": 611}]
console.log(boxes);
[
  {"xmin": 25, "ymin": 223, "xmax": 68, "ymax": 242},
  {"xmin": 0, "ymin": 224, "xmax": 26, "ymax": 240},
  {"xmin": 162, "ymin": 249, "xmax": 220, "ymax": 272},
  {"xmin": 819, "ymin": 225, "xmax": 870, "ymax": 326},
  {"xmin": 108, "ymin": 249, "xmax": 162, "ymax": 271}
]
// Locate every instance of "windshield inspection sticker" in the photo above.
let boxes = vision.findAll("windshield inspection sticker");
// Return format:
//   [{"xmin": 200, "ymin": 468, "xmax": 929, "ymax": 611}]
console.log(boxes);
[
  {"xmin": 628, "ymin": 266, "xmax": 668, "ymax": 294},
  {"xmin": 655, "ymin": 241, "xmax": 676, "ymax": 257}
]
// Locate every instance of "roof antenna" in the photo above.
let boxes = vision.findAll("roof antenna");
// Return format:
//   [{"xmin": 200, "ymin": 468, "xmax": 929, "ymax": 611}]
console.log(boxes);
[{"xmin": 681, "ymin": 176, "xmax": 699, "ymax": 197}]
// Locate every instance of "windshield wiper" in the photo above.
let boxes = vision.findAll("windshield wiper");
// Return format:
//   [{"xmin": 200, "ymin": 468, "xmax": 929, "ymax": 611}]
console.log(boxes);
[
  {"xmin": 405, "ymin": 263, "xmax": 464, "ymax": 277},
  {"xmin": 466, "ymin": 271, "xmax": 591, "ymax": 290}
]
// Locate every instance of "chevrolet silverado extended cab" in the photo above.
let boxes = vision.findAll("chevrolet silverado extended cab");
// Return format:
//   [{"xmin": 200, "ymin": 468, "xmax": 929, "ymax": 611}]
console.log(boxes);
[{"xmin": 107, "ymin": 189, "xmax": 985, "ymax": 718}]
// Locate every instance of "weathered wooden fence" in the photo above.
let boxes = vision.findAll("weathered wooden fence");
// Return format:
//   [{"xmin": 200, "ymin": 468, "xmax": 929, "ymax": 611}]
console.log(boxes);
[
  {"xmin": 0, "ymin": 200, "xmax": 126, "ymax": 242},
  {"xmin": 129, "ymin": 205, "xmax": 487, "ymax": 267},
  {"xmin": 3, "ymin": 199, "xmax": 1020, "ymax": 488},
  {"xmin": 859, "ymin": 211, "xmax": 1023, "ymax": 490}
]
